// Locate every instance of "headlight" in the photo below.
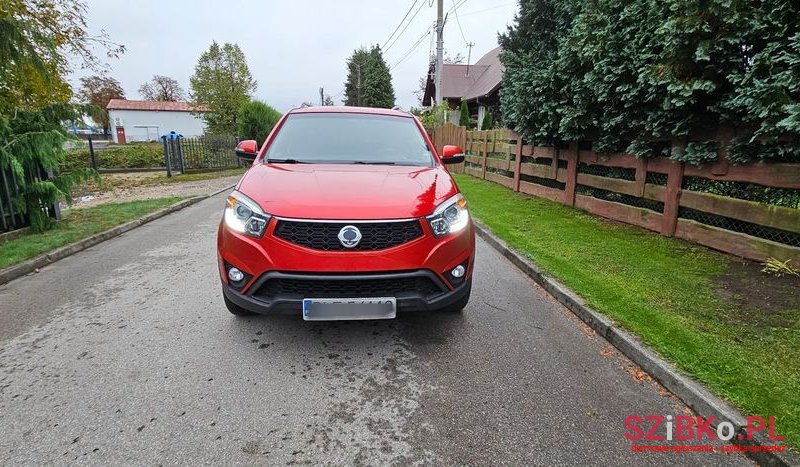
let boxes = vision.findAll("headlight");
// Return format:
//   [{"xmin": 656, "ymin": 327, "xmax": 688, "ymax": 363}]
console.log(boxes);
[
  {"xmin": 224, "ymin": 190, "xmax": 270, "ymax": 238},
  {"xmin": 427, "ymin": 193, "xmax": 469, "ymax": 237}
]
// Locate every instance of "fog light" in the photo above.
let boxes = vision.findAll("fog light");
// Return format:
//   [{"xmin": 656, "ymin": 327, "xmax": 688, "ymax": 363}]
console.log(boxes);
[
  {"xmin": 228, "ymin": 267, "xmax": 244, "ymax": 282},
  {"xmin": 451, "ymin": 265, "xmax": 466, "ymax": 278}
]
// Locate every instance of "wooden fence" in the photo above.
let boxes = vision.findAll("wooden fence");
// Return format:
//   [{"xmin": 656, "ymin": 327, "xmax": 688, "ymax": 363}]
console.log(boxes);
[{"xmin": 432, "ymin": 123, "xmax": 800, "ymax": 263}]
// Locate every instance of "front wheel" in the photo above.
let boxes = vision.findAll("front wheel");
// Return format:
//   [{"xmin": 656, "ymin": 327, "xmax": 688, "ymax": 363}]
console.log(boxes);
[
  {"xmin": 224, "ymin": 295, "xmax": 253, "ymax": 316},
  {"xmin": 443, "ymin": 280, "xmax": 471, "ymax": 312}
]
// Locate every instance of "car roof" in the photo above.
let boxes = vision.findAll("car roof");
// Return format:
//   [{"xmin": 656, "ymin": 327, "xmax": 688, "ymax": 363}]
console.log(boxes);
[{"xmin": 288, "ymin": 106, "xmax": 412, "ymax": 118}]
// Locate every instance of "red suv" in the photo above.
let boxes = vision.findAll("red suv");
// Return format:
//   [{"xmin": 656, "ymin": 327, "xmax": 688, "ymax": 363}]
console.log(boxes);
[{"xmin": 217, "ymin": 106, "xmax": 474, "ymax": 320}]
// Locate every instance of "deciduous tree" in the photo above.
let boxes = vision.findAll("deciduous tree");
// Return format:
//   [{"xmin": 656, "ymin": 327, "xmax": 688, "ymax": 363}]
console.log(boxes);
[
  {"xmin": 0, "ymin": 0, "xmax": 121, "ymax": 231},
  {"xmin": 190, "ymin": 41, "xmax": 257, "ymax": 135},
  {"xmin": 139, "ymin": 75, "xmax": 186, "ymax": 101},
  {"xmin": 77, "ymin": 75, "xmax": 125, "ymax": 134}
]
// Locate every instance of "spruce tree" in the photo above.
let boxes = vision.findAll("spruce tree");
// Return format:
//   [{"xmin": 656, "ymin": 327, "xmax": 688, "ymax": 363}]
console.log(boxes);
[{"xmin": 344, "ymin": 46, "xmax": 395, "ymax": 108}]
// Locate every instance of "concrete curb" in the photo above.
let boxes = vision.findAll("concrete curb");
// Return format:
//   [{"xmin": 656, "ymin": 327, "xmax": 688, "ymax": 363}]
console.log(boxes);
[
  {"xmin": 473, "ymin": 220, "xmax": 797, "ymax": 466},
  {"xmin": 0, "ymin": 184, "xmax": 235, "ymax": 287}
]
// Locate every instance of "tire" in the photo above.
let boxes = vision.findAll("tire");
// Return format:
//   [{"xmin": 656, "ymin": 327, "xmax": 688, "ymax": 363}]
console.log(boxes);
[
  {"xmin": 443, "ymin": 280, "xmax": 471, "ymax": 312},
  {"xmin": 224, "ymin": 295, "xmax": 253, "ymax": 316}
]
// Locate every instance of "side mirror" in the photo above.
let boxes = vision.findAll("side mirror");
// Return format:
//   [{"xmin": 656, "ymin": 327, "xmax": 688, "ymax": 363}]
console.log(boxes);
[
  {"xmin": 441, "ymin": 145, "xmax": 465, "ymax": 164},
  {"xmin": 235, "ymin": 140, "xmax": 258, "ymax": 163}
]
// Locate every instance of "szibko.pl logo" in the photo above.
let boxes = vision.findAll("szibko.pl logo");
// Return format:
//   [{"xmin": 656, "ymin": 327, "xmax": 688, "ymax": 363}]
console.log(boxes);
[{"xmin": 625, "ymin": 415, "xmax": 785, "ymax": 453}]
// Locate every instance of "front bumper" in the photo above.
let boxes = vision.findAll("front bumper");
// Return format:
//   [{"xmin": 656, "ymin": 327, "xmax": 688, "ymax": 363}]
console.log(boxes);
[
  {"xmin": 222, "ymin": 269, "xmax": 471, "ymax": 315},
  {"xmin": 219, "ymin": 214, "xmax": 474, "ymax": 282}
]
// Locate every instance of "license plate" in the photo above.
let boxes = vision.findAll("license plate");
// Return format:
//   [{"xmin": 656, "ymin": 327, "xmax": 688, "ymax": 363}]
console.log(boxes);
[{"xmin": 302, "ymin": 297, "xmax": 396, "ymax": 321}]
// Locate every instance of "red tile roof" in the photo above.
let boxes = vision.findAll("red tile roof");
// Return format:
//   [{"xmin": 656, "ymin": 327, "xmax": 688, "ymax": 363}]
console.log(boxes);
[{"xmin": 106, "ymin": 99, "xmax": 209, "ymax": 112}]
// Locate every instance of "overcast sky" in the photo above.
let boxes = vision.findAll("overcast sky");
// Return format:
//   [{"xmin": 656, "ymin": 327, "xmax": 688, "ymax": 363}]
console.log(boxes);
[{"xmin": 71, "ymin": 0, "xmax": 518, "ymax": 112}]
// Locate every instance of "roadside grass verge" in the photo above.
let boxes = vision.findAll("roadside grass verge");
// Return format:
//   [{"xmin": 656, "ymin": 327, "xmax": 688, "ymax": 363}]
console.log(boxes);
[
  {"xmin": 0, "ymin": 198, "xmax": 185, "ymax": 270},
  {"xmin": 454, "ymin": 173, "xmax": 800, "ymax": 448}
]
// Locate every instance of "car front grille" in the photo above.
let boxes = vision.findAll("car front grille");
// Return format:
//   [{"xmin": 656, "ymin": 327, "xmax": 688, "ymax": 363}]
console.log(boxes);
[
  {"xmin": 273, "ymin": 219, "xmax": 423, "ymax": 251},
  {"xmin": 253, "ymin": 274, "xmax": 444, "ymax": 300}
]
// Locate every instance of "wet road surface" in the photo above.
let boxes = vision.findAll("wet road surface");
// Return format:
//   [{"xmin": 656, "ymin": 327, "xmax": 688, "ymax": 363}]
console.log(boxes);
[{"xmin": 0, "ymin": 192, "xmax": 748, "ymax": 465}]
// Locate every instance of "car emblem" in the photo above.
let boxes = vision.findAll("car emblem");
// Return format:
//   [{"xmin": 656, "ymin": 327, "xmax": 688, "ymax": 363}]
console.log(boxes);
[{"xmin": 337, "ymin": 225, "xmax": 362, "ymax": 248}]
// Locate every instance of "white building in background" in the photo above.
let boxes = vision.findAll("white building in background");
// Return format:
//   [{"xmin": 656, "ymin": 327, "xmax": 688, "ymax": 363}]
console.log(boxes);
[{"xmin": 106, "ymin": 99, "xmax": 208, "ymax": 143}]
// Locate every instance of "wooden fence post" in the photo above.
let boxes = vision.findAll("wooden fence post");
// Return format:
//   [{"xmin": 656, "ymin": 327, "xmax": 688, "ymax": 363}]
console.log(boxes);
[
  {"xmin": 480, "ymin": 131, "xmax": 489, "ymax": 180},
  {"xmin": 633, "ymin": 157, "xmax": 647, "ymax": 197},
  {"xmin": 563, "ymin": 141, "xmax": 579, "ymax": 206},
  {"xmin": 661, "ymin": 139, "xmax": 686, "ymax": 236},
  {"xmin": 512, "ymin": 132, "xmax": 523, "ymax": 192}
]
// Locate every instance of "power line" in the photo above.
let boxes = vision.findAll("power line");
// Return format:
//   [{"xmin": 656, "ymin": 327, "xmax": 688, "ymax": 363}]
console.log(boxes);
[
  {"xmin": 458, "ymin": 3, "xmax": 513, "ymax": 17},
  {"xmin": 381, "ymin": 0, "xmax": 420, "ymax": 50},
  {"xmin": 391, "ymin": 24, "xmax": 433, "ymax": 70},
  {"xmin": 451, "ymin": 0, "xmax": 468, "ymax": 44},
  {"xmin": 446, "ymin": 0, "xmax": 467, "ymax": 16},
  {"xmin": 384, "ymin": 0, "xmax": 429, "ymax": 53}
]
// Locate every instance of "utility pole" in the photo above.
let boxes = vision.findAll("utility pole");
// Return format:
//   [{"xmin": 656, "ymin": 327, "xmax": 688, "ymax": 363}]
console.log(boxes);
[
  {"xmin": 319, "ymin": 87, "xmax": 324, "ymax": 106},
  {"xmin": 357, "ymin": 62, "xmax": 362, "ymax": 106},
  {"xmin": 466, "ymin": 42, "xmax": 475, "ymax": 77},
  {"xmin": 435, "ymin": 0, "xmax": 444, "ymax": 104}
]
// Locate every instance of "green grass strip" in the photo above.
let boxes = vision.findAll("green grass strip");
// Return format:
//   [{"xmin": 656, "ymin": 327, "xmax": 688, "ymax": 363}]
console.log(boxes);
[
  {"xmin": 0, "ymin": 197, "xmax": 185, "ymax": 270},
  {"xmin": 454, "ymin": 173, "xmax": 800, "ymax": 448}
]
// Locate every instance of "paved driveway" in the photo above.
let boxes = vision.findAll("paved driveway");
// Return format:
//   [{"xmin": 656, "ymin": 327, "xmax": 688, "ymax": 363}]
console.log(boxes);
[{"xmin": 0, "ymin": 192, "xmax": 748, "ymax": 465}]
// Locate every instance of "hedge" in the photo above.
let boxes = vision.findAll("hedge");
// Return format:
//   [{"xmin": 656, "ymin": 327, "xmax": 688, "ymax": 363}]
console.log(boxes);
[
  {"xmin": 61, "ymin": 142, "xmax": 164, "ymax": 171},
  {"xmin": 499, "ymin": 0, "xmax": 800, "ymax": 164}
]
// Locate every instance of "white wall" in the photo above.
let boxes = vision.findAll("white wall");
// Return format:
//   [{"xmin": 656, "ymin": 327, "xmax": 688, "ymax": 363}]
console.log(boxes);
[{"xmin": 108, "ymin": 109, "xmax": 206, "ymax": 143}]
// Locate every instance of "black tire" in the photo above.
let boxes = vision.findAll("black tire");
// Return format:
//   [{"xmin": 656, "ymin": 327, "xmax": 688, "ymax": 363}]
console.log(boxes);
[
  {"xmin": 443, "ymin": 280, "xmax": 471, "ymax": 312},
  {"xmin": 224, "ymin": 295, "xmax": 253, "ymax": 316}
]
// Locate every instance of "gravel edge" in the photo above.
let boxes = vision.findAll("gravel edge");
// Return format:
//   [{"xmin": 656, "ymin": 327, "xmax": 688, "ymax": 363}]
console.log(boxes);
[
  {"xmin": 473, "ymin": 219, "xmax": 796, "ymax": 466},
  {"xmin": 0, "ymin": 185, "xmax": 235, "ymax": 287}
]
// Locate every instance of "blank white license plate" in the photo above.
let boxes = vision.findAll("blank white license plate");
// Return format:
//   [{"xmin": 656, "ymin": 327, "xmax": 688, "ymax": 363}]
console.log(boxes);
[{"xmin": 302, "ymin": 297, "xmax": 396, "ymax": 321}]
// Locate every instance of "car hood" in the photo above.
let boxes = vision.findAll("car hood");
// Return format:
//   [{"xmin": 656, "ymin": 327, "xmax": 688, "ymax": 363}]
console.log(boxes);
[{"xmin": 236, "ymin": 163, "xmax": 459, "ymax": 220}]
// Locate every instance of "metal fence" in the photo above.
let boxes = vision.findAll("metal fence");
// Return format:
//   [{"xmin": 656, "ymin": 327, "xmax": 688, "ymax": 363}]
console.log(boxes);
[
  {"xmin": 179, "ymin": 135, "xmax": 240, "ymax": 171},
  {"xmin": 1, "ymin": 163, "xmax": 60, "ymax": 233},
  {"xmin": 432, "ymin": 123, "xmax": 800, "ymax": 263}
]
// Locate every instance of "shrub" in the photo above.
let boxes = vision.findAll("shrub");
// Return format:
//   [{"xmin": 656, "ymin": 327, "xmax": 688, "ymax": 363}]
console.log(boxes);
[
  {"xmin": 499, "ymin": 0, "xmax": 800, "ymax": 164},
  {"xmin": 238, "ymin": 100, "xmax": 281, "ymax": 142}
]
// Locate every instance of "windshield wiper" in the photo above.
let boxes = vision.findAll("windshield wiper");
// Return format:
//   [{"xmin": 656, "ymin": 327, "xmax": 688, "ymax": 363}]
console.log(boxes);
[
  {"xmin": 352, "ymin": 161, "xmax": 396, "ymax": 165},
  {"xmin": 267, "ymin": 158, "xmax": 308, "ymax": 164}
]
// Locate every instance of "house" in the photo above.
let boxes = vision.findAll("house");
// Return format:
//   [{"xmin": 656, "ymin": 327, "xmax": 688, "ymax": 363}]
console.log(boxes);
[
  {"xmin": 422, "ymin": 46, "xmax": 503, "ymax": 128},
  {"xmin": 106, "ymin": 99, "xmax": 209, "ymax": 144}
]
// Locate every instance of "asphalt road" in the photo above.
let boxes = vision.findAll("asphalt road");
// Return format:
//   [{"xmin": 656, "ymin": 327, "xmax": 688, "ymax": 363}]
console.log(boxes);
[{"xmin": 0, "ymin": 192, "xmax": 748, "ymax": 465}]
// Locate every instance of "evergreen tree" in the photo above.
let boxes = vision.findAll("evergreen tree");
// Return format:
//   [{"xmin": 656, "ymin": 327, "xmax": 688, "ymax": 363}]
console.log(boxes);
[
  {"xmin": 499, "ymin": 0, "xmax": 800, "ymax": 163},
  {"xmin": 190, "ymin": 41, "xmax": 257, "ymax": 135},
  {"xmin": 481, "ymin": 112, "xmax": 493, "ymax": 130},
  {"xmin": 459, "ymin": 100, "xmax": 472, "ymax": 129},
  {"xmin": 343, "ymin": 46, "xmax": 395, "ymax": 108},
  {"xmin": 1, "ymin": 0, "xmax": 119, "ymax": 232}
]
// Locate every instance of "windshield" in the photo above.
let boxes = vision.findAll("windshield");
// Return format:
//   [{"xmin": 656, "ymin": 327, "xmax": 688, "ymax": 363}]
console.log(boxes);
[{"xmin": 263, "ymin": 113, "xmax": 433, "ymax": 166}]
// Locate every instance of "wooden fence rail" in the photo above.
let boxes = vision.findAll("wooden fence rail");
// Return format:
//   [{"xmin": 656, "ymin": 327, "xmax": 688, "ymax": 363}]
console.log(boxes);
[{"xmin": 431, "ymin": 123, "xmax": 800, "ymax": 263}]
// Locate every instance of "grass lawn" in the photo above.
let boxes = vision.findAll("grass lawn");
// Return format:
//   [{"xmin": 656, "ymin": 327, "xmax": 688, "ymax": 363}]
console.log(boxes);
[
  {"xmin": 454, "ymin": 173, "xmax": 800, "ymax": 448},
  {"xmin": 0, "ymin": 197, "xmax": 185, "ymax": 270}
]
